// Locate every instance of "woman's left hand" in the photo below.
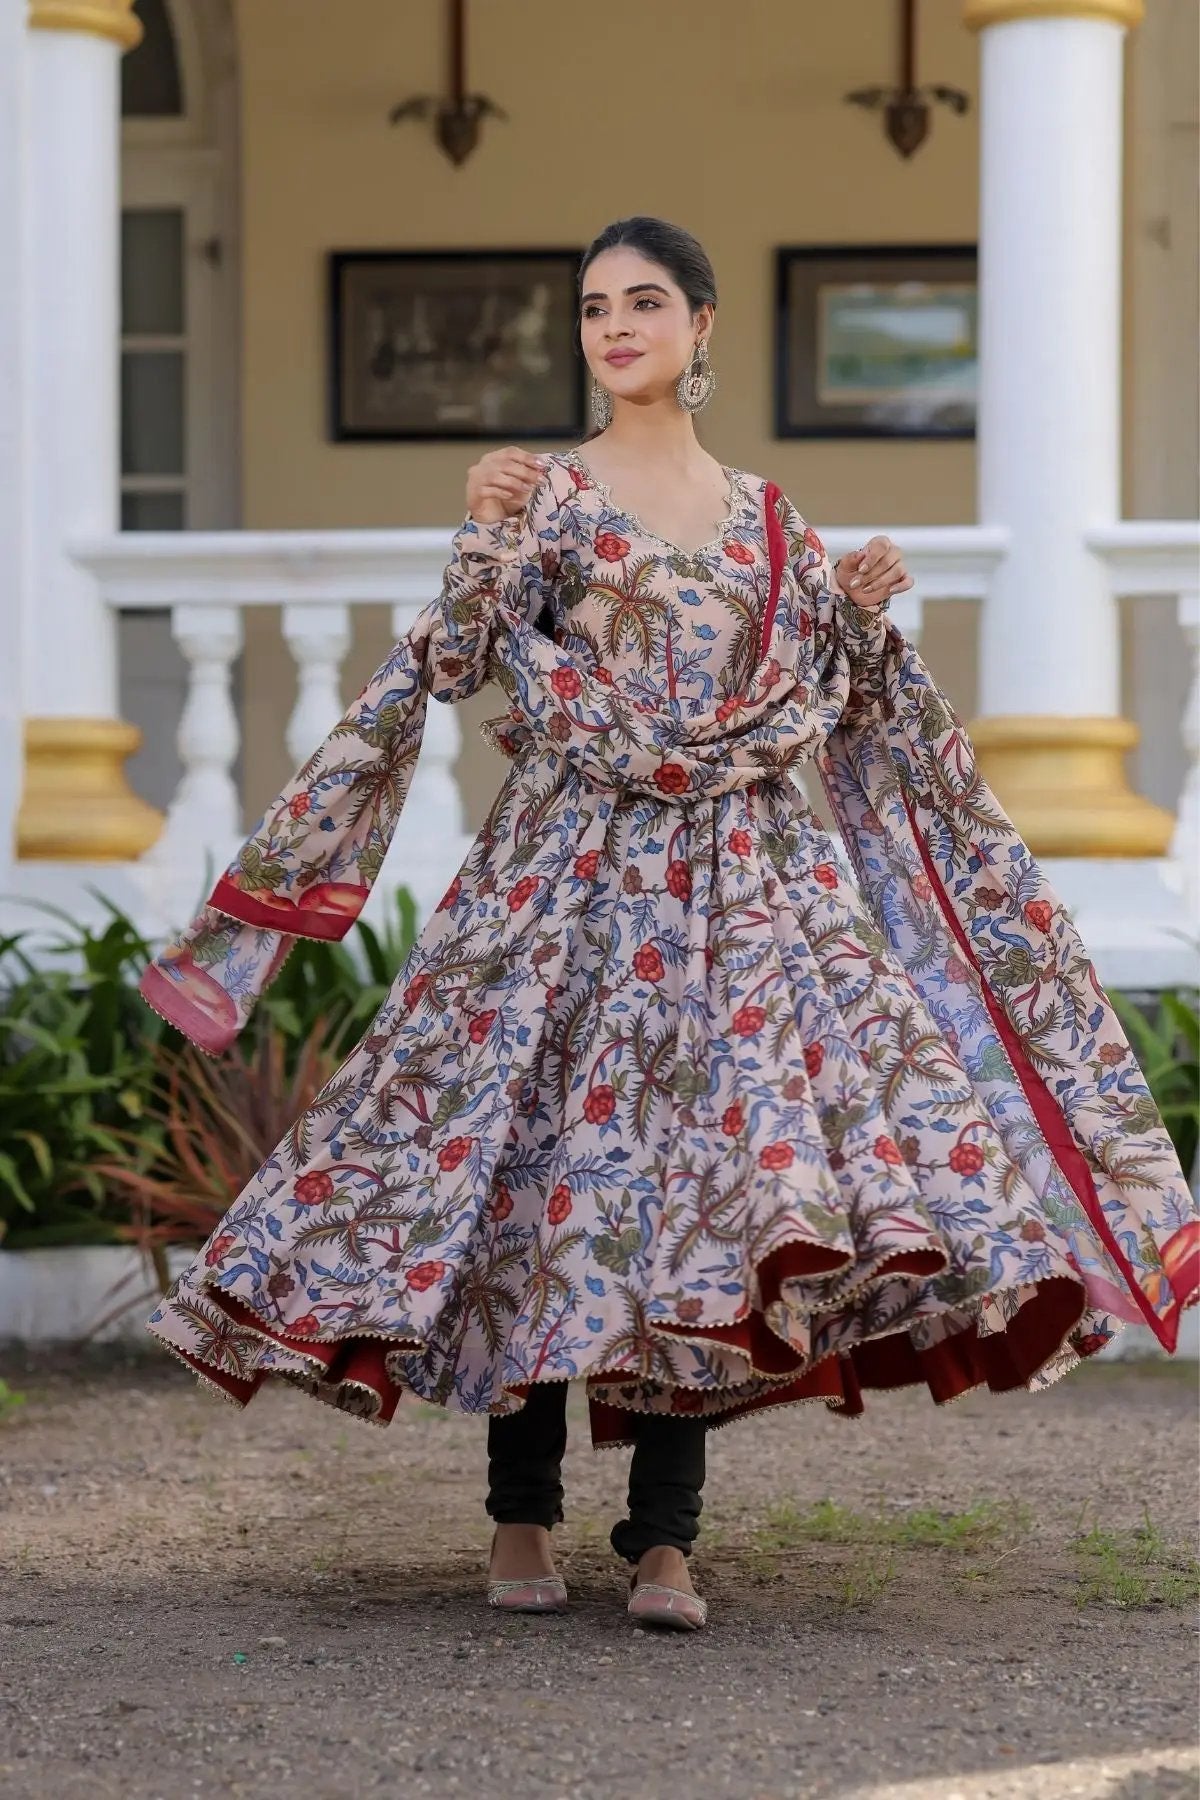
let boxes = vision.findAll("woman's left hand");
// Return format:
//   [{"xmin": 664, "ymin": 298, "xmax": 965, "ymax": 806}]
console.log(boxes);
[{"xmin": 835, "ymin": 535, "xmax": 914, "ymax": 611}]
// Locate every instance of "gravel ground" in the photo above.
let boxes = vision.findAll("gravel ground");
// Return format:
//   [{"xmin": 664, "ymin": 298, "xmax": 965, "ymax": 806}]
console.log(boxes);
[{"xmin": 0, "ymin": 1348, "xmax": 1197, "ymax": 1800}]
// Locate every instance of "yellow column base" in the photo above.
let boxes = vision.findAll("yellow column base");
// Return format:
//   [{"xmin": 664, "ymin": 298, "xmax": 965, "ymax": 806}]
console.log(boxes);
[
  {"xmin": 16, "ymin": 718, "xmax": 164, "ymax": 861},
  {"xmin": 968, "ymin": 714, "xmax": 1175, "ymax": 858}
]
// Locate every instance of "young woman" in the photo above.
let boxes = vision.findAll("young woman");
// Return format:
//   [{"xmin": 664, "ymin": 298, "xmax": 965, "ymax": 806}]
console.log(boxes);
[{"xmin": 140, "ymin": 217, "xmax": 1198, "ymax": 1636}]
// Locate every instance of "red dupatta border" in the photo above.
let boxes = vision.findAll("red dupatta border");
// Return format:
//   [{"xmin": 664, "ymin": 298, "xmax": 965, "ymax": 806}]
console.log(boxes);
[{"xmin": 763, "ymin": 481, "xmax": 1193, "ymax": 1352}]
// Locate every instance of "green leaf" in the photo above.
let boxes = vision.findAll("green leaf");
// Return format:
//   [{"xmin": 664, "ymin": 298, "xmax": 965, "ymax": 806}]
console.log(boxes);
[{"xmin": 0, "ymin": 1153, "xmax": 36, "ymax": 1212}]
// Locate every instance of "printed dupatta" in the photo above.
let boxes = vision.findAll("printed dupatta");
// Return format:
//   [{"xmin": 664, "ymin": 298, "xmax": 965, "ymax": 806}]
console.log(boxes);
[{"xmin": 139, "ymin": 484, "xmax": 1199, "ymax": 1356}]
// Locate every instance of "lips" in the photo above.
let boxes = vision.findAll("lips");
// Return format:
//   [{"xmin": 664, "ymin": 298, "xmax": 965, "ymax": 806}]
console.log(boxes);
[{"xmin": 604, "ymin": 350, "xmax": 642, "ymax": 366}]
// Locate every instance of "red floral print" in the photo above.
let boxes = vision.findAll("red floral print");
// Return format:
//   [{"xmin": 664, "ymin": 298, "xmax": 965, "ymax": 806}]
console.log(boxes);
[
  {"xmin": 547, "ymin": 1184, "xmax": 572, "ymax": 1225},
  {"xmin": 813, "ymin": 864, "xmax": 838, "ymax": 890},
  {"xmin": 728, "ymin": 829, "xmax": 752, "ymax": 857},
  {"xmin": 804, "ymin": 1044, "xmax": 824, "ymax": 1079},
  {"xmin": 437, "ymin": 1136, "xmax": 473, "ymax": 1171},
  {"xmin": 205, "ymin": 1231, "xmax": 237, "ymax": 1267},
  {"xmin": 407, "ymin": 1260, "xmax": 446, "ymax": 1292},
  {"xmin": 732, "ymin": 1004, "xmax": 766, "ymax": 1037},
  {"xmin": 874, "ymin": 1135, "xmax": 904, "ymax": 1167},
  {"xmin": 1023, "ymin": 899, "xmax": 1054, "ymax": 933},
  {"xmin": 665, "ymin": 860, "xmax": 692, "ymax": 900},
  {"xmin": 506, "ymin": 876, "xmax": 539, "ymax": 911},
  {"xmin": 944, "ymin": 955, "xmax": 970, "ymax": 985},
  {"xmin": 468, "ymin": 1010, "xmax": 497, "ymax": 1044},
  {"xmin": 574, "ymin": 850, "xmax": 600, "ymax": 880},
  {"xmin": 948, "ymin": 1142, "xmax": 985, "ymax": 1177},
  {"xmin": 593, "ymin": 665, "xmax": 614, "ymax": 685},
  {"xmin": 286, "ymin": 1313, "xmax": 321, "ymax": 1337},
  {"xmin": 633, "ymin": 944, "xmax": 665, "ymax": 982},
  {"xmin": 294, "ymin": 1170, "xmax": 335, "ymax": 1207},
  {"xmin": 594, "ymin": 531, "xmax": 631, "ymax": 562},
  {"xmin": 654, "ymin": 763, "xmax": 690, "ymax": 797},
  {"xmin": 288, "ymin": 793, "xmax": 312, "ymax": 819},
  {"xmin": 490, "ymin": 1186, "xmax": 514, "ymax": 1222},
  {"xmin": 1097, "ymin": 1042, "xmax": 1125, "ymax": 1067},
  {"xmin": 438, "ymin": 876, "xmax": 462, "ymax": 912},
  {"xmin": 724, "ymin": 539, "xmax": 755, "ymax": 564},
  {"xmin": 583, "ymin": 1084, "xmax": 616, "ymax": 1125},
  {"xmin": 404, "ymin": 974, "xmax": 429, "ymax": 1009},
  {"xmin": 676, "ymin": 1296, "xmax": 704, "ymax": 1323},
  {"xmin": 759, "ymin": 1142, "xmax": 794, "ymax": 1172},
  {"xmin": 551, "ymin": 667, "xmax": 582, "ymax": 701},
  {"xmin": 721, "ymin": 1103, "xmax": 744, "ymax": 1137}
]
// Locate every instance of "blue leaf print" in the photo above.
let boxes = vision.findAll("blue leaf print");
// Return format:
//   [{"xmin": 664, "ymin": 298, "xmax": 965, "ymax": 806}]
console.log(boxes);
[
  {"xmin": 677, "ymin": 587, "xmax": 703, "ymax": 606},
  {"xmin": 586, "ymin": 1314, "xmax": 605, "ymax": 1333},
  {"xmin": 585, "ymin": 1273, "xmax": 606, "ymax": 1296},
  {"xmin": 692, "ymin": 622, "xmax": 718, "ymax": 641}
]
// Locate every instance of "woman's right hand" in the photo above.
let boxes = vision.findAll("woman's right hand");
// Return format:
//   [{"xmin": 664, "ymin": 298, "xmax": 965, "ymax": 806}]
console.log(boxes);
[{"xmin": 466, "ymin": 447, "xmax": 547, "ymax": 524}]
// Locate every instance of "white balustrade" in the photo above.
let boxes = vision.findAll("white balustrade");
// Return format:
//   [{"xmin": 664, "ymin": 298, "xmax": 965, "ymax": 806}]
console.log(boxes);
[
  {"xmin": 282, "ymin": 601, "xmax": 351, "ymax": 766},
  {"xmin": 46, "ymin": 520, "xmax": 1193, "ymax": 965},
  {"xmin": 1087, "ymin": 522, "xmax": 1200, "ymax": 936}
]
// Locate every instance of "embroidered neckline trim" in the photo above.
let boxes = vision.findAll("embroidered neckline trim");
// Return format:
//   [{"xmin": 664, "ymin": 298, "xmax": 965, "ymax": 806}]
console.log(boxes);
[{"xmin": 563, "ymin": 448, "xmax": 746, "ymax": 562}]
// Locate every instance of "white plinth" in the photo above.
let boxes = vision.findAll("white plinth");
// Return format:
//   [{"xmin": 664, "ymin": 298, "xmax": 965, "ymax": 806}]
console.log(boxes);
[
  {"xmin": 0, "ymin": 1246, "xmax": 194, "ymax": 1345},
  {"xmin": 1040, "ymin": 857, "xmax": 1199, "ymax": 991}
]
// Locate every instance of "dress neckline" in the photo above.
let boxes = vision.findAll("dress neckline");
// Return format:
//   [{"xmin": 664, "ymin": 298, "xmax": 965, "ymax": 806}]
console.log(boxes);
[{"xmin": 564, "ymin": 447, "xmax": 743, "ymax": 561}]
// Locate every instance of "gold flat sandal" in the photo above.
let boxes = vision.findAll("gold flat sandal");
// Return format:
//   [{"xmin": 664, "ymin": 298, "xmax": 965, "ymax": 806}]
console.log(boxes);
[
  {"xmin": 486, "ymin": 1530, "xmax": 568, "ymax": 1613},
  {"xmin": 627, "ymin": 1571, "xmax": 708, "ymax": 1631}
]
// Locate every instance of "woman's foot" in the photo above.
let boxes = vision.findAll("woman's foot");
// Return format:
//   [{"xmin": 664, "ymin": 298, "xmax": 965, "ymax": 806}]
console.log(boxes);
[
  {"xmin": 627, "ymin": 1544, "xmax": 707, "ymax": 1631},
  {"xmin": 487, "ymin": 1523, "xmax": 567, "ymax": 1613}
]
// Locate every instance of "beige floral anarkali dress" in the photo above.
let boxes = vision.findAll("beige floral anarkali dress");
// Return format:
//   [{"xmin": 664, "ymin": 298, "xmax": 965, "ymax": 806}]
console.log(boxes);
[{"xmin": 139, "ymin": 450, "xmax": 1199, "ymax": 1447}]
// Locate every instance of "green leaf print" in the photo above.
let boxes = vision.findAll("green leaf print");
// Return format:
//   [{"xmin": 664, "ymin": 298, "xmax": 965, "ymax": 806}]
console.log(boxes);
[{"xmin": 591, "ymin": 1225, "xmax": 644, "ymax": 1276}]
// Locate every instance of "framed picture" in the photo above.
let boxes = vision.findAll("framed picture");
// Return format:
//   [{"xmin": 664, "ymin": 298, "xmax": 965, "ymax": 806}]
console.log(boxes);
[
  {"xmin": 775, "ymin": 245, "xmax": 977, "ymax": 439},
  {"xmin": 328, "ymin": 249, "xmax": 586, "ymax": 442}
]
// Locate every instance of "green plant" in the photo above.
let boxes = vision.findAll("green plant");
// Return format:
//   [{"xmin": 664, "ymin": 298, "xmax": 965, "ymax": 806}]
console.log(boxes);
[
  {"xmin": 0, "ymin": 1378, "xmax": 27, "ymax": 1421},
  {"xmin": 0, "ymin": 901, "xmax": 176, "ymax": 1246},
  {"xmin": 259, "ymin": 885, "xmax": 418, "ymax": 1064},
  {"xmin": 95, "ymin": 1016, "xmax": 345, "ymax": 1267},
  {"xmin": 1111, "ymin": 986, "xmax": 1199, "ymax": 1182},
  {"xmin": 1070, "ymin": 1501, "xmax": 1200, "ymax": 1610},
  {"xmin": 0, "ymin": 886, "xmax": 417, "ymax": 1250}
]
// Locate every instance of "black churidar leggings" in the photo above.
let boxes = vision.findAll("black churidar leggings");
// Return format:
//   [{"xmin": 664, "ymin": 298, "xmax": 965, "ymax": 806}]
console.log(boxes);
[{"xmin": 485, "ymin": 1380, "xmax": 708, "ymax": 1563}]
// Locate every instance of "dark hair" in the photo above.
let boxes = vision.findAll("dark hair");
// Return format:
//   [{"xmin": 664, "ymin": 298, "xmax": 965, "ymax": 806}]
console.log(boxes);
[{"xmin": 568, "ymin": 218, "xmax": 718, "ymax": 460}]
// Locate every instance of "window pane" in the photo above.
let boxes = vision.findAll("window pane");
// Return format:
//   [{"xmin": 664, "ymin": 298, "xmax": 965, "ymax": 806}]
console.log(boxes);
[
  {"xmin": 121, "ymin": 490, "xmax": 185, "ymax": 530},
  {"xmin": 121, "ymin": 0, "xmax": 183, "ymax": 118},
  {"xmin": 121, "ymin": 351, "xmax": 184, "ymax": 476},
  {"xmin": 122, "ymin": 210, "xmax": 184, "ymax": 336}
]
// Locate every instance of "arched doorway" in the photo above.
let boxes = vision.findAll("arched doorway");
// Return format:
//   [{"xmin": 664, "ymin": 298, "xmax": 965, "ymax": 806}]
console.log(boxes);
[{"xmin": 118, "ymin": 0, "xmax": 241, "ymax": 810}]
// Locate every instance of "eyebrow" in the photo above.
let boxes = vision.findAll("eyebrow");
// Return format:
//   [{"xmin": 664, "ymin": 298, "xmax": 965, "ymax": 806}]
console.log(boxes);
[{"xmin": 579, "ymin": 282, "xmax": 671, "ymax": 304}]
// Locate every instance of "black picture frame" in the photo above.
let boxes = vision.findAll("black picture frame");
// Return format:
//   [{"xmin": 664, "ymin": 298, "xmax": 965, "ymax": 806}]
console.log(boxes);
[
  {"xmin": 774, "ymin": 244, "xmax": 978, "ymax": 440},
  {"xmin": 328, "ymin": 248, "xmax": 586, "ymax": 443}
]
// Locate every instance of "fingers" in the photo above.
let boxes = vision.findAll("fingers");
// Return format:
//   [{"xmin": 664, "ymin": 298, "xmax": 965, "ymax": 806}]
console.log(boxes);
[
  {"xmin": 467, "ymin": 447, "xmax": 547, "ymax": 519},
  {"xmin": 844, "ymin": 536, "xmax": 912, "ymax": 603}
]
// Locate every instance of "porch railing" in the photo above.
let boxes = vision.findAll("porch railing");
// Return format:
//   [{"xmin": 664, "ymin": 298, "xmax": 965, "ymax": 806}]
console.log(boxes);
[{"xmin": 70, "ymin": 522, "xmax": 1197, "ymax": 946}]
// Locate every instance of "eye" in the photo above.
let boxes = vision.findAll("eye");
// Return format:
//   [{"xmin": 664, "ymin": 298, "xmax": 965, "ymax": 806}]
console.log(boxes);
[
  {"xmin": 633, "ymin": 297, "xmax": 661, "ymax": 310},
  {"xmin": 581, "ymin": 303, "xmax": 605, "ymax": 319}
]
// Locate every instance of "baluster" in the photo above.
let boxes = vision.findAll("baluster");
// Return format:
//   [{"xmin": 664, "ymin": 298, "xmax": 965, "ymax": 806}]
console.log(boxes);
[
  {"xmin": 140, "ymin": 603, "xmax": 243, "ymax": 921},
  {"xmin": 387, "ymin": 601, "xmax": 473, "ymax": 925},
  {"xmin": 1173, "ymin": 587, "xmax": 1200, "ymax": 930},
  {"xmin": 282, "ymin": 603, "xmax": 351, "ymax": 766}
]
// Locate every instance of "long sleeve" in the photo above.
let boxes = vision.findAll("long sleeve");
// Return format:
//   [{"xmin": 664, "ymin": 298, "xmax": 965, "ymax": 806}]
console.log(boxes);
[
  {"xmin": 440, "ymin": 462, "xmax": 573, "ymax": 625},
  {"xmin": 779, "ymin": 494, "xmax": 892, "ymax": 711}
]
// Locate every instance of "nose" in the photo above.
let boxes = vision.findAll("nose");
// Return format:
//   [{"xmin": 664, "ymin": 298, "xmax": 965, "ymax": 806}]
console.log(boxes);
[{"xmin": 604, "ymin": 317, "xmax": 633, "ymax": 341}]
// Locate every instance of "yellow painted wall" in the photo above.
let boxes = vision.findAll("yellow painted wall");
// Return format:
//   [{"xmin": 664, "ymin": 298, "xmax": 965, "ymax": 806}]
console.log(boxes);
[{"xmin": 231, "ymin": 0, "xmax": 982, "ymax": 820}]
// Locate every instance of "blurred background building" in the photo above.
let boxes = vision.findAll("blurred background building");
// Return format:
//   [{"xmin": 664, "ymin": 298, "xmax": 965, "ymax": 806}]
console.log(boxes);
[{"xmin": 0, "ymin": 0, "xmax": 1197, "ymax": 985}]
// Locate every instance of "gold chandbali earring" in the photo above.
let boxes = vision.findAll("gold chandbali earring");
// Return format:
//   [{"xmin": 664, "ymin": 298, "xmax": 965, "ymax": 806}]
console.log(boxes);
[
  {"xmin": 590, "ymin": 379, "xmax": 614, "ymax": 429},
  {"xmin": 676, "ymin": 339, "xmax": 716, "ymax": 413}
]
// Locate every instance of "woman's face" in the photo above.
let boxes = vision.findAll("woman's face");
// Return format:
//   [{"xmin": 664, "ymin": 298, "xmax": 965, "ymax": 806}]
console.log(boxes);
[{"xmin": 579, "ymin": 245, "xmax": 712, "ymax": 410}]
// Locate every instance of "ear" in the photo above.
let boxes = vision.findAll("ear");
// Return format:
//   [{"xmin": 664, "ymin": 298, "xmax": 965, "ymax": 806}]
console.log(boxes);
[{"xmin": 693, "ymin": 301, "xmax": 715, "ymax": 345}]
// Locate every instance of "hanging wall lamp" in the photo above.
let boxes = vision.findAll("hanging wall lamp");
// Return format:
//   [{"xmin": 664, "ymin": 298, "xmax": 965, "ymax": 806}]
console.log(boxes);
[
  {"xmin": 389, "ymin": 0, "xmax": 505, "ymax": 167},
  {"xmin": 844, "ymin": 0, "xmax": 970, "ymax": 158}
]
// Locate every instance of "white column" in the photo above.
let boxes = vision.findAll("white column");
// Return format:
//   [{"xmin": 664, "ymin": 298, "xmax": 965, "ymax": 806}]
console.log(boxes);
[
  {"xmin": 0, "ymin": 2, "xmax": 28, "ymax": 889},
  {"xmin": 965, "ymin": 0, "xmax": 1173, "ymax": 859},
  {"xmin": 17, "ymin": 0, "xmax": 160, "ymax": 860},
  {"xmin": 973, "ymin": 8, "xmax": 1126, "ymax": 717}
]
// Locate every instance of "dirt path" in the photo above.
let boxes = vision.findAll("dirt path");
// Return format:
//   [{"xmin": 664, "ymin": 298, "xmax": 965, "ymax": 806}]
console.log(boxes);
[{"xmin": 0, "ymin": 1349, "xmax": 1196, "ymax": 1800}]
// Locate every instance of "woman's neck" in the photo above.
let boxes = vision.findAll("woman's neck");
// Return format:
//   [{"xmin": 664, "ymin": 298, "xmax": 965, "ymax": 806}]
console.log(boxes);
[{"xmin": 591, "ymin": 402, "xmax": 709, "ymax": 473}]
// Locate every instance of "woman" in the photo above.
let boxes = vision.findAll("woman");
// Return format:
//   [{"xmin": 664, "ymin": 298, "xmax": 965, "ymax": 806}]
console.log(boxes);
[{"xmin": 140, "ymin": 217, "xmax": 1198, "ymax": 1635}]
